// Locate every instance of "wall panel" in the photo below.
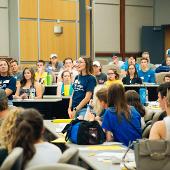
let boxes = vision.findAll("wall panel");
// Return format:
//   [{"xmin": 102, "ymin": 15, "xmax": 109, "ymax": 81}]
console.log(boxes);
[
  {"xmin": 40, "ymin": 0, "xmax": 76, "ymax": 20},
  {"xmin": 40, "ymin": 21, "xmax": 77, "ymax": 61},
  {"xmin": 20, "ymin": 20, "xmax": 38, "ymax": 61},
  {"xmin": 19, "ymin": 0, "xmax": 38, "ymax": 18}
]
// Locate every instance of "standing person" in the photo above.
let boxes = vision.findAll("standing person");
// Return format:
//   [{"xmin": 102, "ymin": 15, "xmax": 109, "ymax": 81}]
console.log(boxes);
[
  {"xmin": 149, "ymin": 82, "xmax": 170, "ymax": 140},
  {"xmin": 35, "ymin": 60, "xmax": 48, "ymax": 85},
  {"xmin": 122, "ymin": 64, "xmax": 142, "ymax": 85},
  {"xmin": 0, "ymin": 59, "xmax": 16, "ymax": 106},
  {"xmin": 9, "ymin": 59, "xmax": 22, "ymax": 82},
  {"xmin": 93, "ymin": 61, "xmax": 107, "ymax": 84},
  {"xmin": 0, "ymin": 89, "xmax": 8, "ymax": 126},
  {"xmin": 138, "ymin": 57, "xmax": 155, "ymax": 83},
  {"xmin": 102, "ymin": 84, "xmax": 142, "ymax": 146},
  {"xmin": 11, "ymin": 108, "xmax": 62, "ymax": 169},
  {"xmin": 57, "ymin": 70, "xmax": 73, "ymax": 96},
  {"xmin": 14, "ymin": 67, "xmax": 42, "ymax": 99},
  {"xmin": 105, "ymin": 68, "xmax": 122, "ymax": 87},
  {"xmin": 68, "ymin": 57, "xmax": 97, "ymax": 119}
]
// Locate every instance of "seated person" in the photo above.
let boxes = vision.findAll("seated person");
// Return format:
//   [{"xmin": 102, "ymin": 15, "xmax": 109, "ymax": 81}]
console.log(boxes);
[
  {"xmin": 35, "ymin": 60, "xmax": 48, "ymax": 85},
  {"xmin": 93, "ymin": 61, "xmax": 107, "ymax": 84},
  {"xmin": 138, "ymin": 57, "xmax": 155, "ymax": 83},
  {"xmin": 0, "ymin": 89, "xmax": 8, "ymax": 126},
  {"xmin": 57, "ymin": 70, "xmax": 73, "ymax": 96},
  {"xmin": 141, "ymin": 51, "xmax": 155, "ymax": 70},
  {"xmin": 0, "ymin": 107, "xmax": 24, "ymax": 165},
  {"xmin": 84, "ymin": 86, "xmax": 108, "ymax": 124},
  {"xmin": 121, "ymin": 56, "xmax": 140, "ymax": 76},
  {"xmin": 161, "ymin": 49, "xmax": 170, "ymax": 66},
  {"xmin": 149, "ymin": 83, "xmax": 170, "ymax": 140},
  {"xmin": 12, "ymin": 108, "xmax": 62, "ymax": 169},
  {"xmin": 155, "ymin": 57, "xmax": 170, "ymax": 73},
  {"xmin": 125, "ymin": 90, "xmax": 146, "ymax": 128},
  {"xmin": 0, "ymin": 59, "xmax": 16, "ymax": 106},
  {"xmin": 109, "ymin": 55, "xmax": 124, "ymax": 69},
  {"xmin": 105, "ymin": 69, "xmax": 122, "ymax": 87},
  {"xmin": 57, "ymin": 57, "xmax": 78, "ymax": 83},
  {"xmin": 46, "ymin": 54, "xmax": 63, "ymax": 83},
  {"xmin": 14, "ymin": 67, "xmax": 42, "ymax": 99},
  {"xmin": 164, "ymin": 74, "xmax": 170, "ymax": 83},
  {"xmin": 9, "ymin": 59, "xmax": 22, "ymax": 82},
  {"xmin": 102, "ymin": 84, "xmax": 142, "ymax": 146},
  {"xmin": 122, "ymin": 64, "xmax": 142, "ymax": 85}
]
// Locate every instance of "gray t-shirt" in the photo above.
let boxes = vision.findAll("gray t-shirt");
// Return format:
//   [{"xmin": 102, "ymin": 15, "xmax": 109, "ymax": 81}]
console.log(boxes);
[
  {"xmin": 25, "ymin": 142, "xmax": 62, "ymax": 169},
  {"xmin": 95, "ymin": 72, "xmax": 107, "ymax": 84}
]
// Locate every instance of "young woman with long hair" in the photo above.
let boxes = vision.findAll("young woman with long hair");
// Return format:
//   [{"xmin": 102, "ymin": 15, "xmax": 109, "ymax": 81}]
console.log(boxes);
[
  {"xmin": 122, "ymin": 64, "xmax": 142, "ymax": 85},
  {"xmin": 102, "ymin": 84, "xmax": 142, "ymax": 146},
  {"xmin": 14, "ymin": 67, "xmax": 42, "ymax": 99},
  {"xmin": 12, "ymin": 108, "xmax": 62, "ymax": 169},
  {"xmin": 68, "ymin": 56, "xmax": 97, "ymax": 119}
]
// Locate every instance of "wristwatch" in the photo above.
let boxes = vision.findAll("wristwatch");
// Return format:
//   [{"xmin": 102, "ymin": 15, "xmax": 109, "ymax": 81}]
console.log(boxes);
[{"xmin": 73, "ymin": 107, "xmax": 77, "ymax": 112}]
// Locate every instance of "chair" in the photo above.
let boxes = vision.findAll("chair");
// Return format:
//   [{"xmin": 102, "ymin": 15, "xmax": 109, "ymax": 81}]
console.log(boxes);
[
  {"xmin": 0, "ymin": 147, "xmax": 23, "ymax": 170},
  {"xmin": 142, "ymin": 124, "xmax": 152, "ymax": 138},
  {"xmin": 26, "ymin": 163, "xmax": 87, "ymax": 170},
  {"xmin": 155, "ymin": 72, "xmax": 168, "ymax": 84},
  {"xmin": 58, "ymin": 148, "xmax": 79, "ymax": 165}
]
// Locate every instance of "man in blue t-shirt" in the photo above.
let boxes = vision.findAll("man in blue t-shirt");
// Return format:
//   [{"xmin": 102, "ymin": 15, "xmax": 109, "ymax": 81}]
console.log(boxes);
[{"xmin": 138, "ymin": 57, "xmax": 155, "ymax": 83}]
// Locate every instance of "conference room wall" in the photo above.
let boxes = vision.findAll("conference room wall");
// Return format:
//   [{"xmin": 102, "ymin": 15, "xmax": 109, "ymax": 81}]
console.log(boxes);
[
  {"xmin": 125, "ymin": 0, "xmax": 153, "ymax": 53},
  {"xmin": 154, "ymin": 0, "xmax": 170, "ymax": 26},
  {"xmin": 0, "ymin": 0, "xmax": 9, "ymax": 56}
]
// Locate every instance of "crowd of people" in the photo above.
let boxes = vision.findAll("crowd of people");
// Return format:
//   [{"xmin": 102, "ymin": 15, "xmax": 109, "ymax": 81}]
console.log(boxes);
[{"xmin": 0, "ymin": 51, "xmax": 170, "ymax": 168}]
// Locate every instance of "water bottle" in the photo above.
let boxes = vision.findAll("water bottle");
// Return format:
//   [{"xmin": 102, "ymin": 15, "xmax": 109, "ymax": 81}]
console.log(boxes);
[
  {"xmin": 29, "ymin": 87, "xmax": 36, "ymax": 99},
  {"xmin": 84, "ymin": 104, "xmax": 94, "ymax": 120},
  {"xmin": 47, "ymin": 72, "xmax": 52, "ymax": 85},
  {"xmin": 139, "ymin": 88, "xmax": 146, "ymax": 105}
]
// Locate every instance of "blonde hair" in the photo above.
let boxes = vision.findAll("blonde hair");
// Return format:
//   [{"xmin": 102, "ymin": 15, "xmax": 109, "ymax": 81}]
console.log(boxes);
[
  {"xmin": 0, "ymin": 107, "xmax": 24, "ymax": 152},
  {"xmin": 93, "ymin": 85, "xmax": 107, "ymax": 115}
]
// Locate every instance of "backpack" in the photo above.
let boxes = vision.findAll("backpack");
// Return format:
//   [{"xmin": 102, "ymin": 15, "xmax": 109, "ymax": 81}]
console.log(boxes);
[{"xmin": 62, "ymin": 119, "xmax": 106, "ymax": 145}]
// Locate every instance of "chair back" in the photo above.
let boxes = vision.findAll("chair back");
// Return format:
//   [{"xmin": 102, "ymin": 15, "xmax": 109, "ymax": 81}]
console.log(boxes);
[
  {"xmin": 26, "ymin": 163, "xmax": 87, "ymax": 170},
  {"xmin": 58, "ymin": 148, "xmax": 79, "ymax": 165},
  {"xmin": 0, "ymin": 147, "xmax": 23, "ymax": 170}
]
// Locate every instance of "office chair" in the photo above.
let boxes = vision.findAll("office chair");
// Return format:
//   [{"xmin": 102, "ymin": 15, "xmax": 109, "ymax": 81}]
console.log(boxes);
[{"xmin": 0, "ymin": 147, "xmax": 23, "ymax": 170}]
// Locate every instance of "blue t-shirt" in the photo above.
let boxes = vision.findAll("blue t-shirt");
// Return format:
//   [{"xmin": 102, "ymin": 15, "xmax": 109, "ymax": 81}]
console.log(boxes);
[
  {"xmin": 72, "ymin": 75, "xmax": 97, "ymax": 109},
  {"xmin": 138, "ymin": 69, "xmax": 155, "ymax": 83},
  {"xmin": 102, "ymin": 106, "xmax": 142, "ymax": 146},
  {"xmin": 121, "ymin": 61, "xmax": 140, "ymax": 72},
  {"xmin": 0, "ymin": 76, "xmax": 16, "ymax": 100}
]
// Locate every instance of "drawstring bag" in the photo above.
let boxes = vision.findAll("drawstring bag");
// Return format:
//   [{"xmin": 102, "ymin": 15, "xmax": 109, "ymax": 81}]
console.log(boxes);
[
  {"xmin": 134, "ymin": 139, "xmax": 170, "ymax": 170},
  {"xmin": 62, "ymin": 119, "xmax": 106, "ymax": 145}
]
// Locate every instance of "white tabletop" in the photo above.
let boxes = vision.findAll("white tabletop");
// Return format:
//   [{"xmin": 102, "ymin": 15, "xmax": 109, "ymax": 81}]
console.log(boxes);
[{"xmin": 13, "ymin": 98, "xmax": 62, "ymax": 102}]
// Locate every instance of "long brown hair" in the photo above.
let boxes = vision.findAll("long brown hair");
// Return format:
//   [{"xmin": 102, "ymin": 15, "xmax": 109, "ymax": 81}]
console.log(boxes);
[
  {"xmin": 107, "ymin": 84, "xmax": 130, "ymax": 119},
  {"xmin": 80, "ymin": 56, "xmax": 93, "ymax": 75},
  {"xmin": 12, "ymin": 108, "xmax": 43, "ymax": 169},
  {"xmin": 125, "ymin": 90, "xmax": 145, "ymax": 117}
]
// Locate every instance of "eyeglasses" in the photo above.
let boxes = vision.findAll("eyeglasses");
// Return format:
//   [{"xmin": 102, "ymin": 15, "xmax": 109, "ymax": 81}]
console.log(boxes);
[{"xmin": 107, "ymin": 73, "xmax": 115, "ymax": 75}]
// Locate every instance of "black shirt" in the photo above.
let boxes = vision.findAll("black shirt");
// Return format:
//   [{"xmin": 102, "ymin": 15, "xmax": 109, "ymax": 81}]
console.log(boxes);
[{"xmin": 122, "ymin": 76, "xmax": 142, "ymax": 85}]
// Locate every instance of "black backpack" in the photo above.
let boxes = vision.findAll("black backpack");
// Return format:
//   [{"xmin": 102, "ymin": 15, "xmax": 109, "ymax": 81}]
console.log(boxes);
[{"xmin": 62, "ymin": 119, "xmax": 106, "ymax": 145}]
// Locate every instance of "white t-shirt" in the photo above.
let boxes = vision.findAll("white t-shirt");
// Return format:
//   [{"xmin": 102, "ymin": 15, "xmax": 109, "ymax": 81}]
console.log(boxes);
[{"xmin": 25, "ymin": 142, "xmax": 62, "ymax": 169}]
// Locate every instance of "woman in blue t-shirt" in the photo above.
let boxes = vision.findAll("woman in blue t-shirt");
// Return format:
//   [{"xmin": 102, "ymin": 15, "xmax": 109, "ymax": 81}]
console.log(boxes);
[
  {"xmin": 68, "ymin": 56, "xmax": 97, "ymax": 119},
  {"xmin": 0, "ymin": 59, "xmax": 16, "ymax": 106},
  {"xmin": 102, "ymin": 83, "xmax": 142, "ymax": 146}
]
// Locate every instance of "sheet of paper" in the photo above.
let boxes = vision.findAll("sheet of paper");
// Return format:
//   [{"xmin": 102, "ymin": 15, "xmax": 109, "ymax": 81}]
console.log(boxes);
[{"xmin": 87, "ymin": 145, "xmax": 125, "ymax": 151}]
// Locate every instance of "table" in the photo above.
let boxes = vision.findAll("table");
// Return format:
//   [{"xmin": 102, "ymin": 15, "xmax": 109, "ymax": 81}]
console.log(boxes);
[
  {"xmin": 13, "ymin": 98, "xmax": 69, "ymax": 119},
  {"xmin": 44, "ymin": 120, "xmax": 134, "ymax": 170},
  {"xmin": 124, "ymin": 84, "xmax": 159, "ymax": 101}
]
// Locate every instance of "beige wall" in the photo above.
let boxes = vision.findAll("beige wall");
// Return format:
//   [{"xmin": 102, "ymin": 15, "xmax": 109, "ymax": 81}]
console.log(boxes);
[
  {"xmin": 125, "ymin": 0, "xmax": 153, "ymax": 52},
  {"xmin": 0, "ymin": 0, "xmax": 9, "ymax": 56},
  {"xmin": 95, "ymin": 0, "xmax": 120, "ymax": 53},
  {"xmin": 154, "ymin": 0, "xmax": 170, "ymax": 26}
]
